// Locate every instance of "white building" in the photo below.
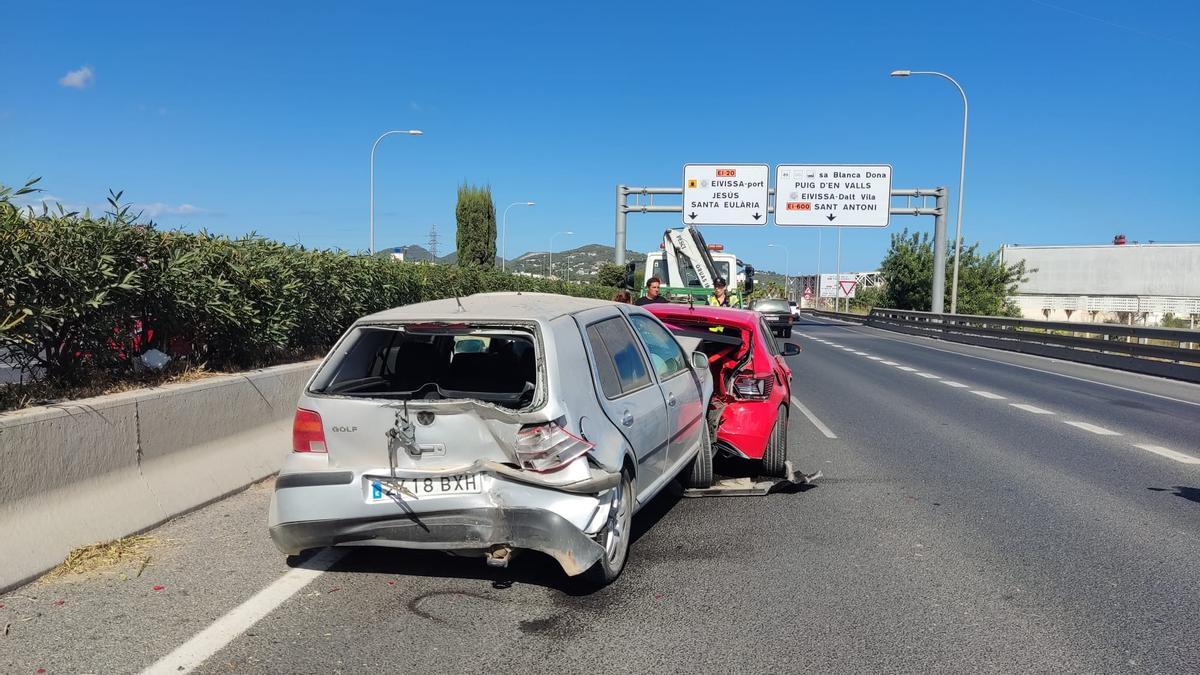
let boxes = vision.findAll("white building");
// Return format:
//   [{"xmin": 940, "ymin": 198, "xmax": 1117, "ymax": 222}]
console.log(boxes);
[{"xmin": 1001, "ymin": 243, "xmax": 1200, "ymax": 326}]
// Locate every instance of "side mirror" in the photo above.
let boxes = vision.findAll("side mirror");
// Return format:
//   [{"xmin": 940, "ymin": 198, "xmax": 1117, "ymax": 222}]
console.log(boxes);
[
  {"xmin": 691, "ymin": 351, "xmax": 709, "ymax": 371},
  {"xmin": 743, "ymin": 265, "xmax": 755, "ymax": 295},
  {"xmin": 780, "ymin": 342, "xmax": 801, "ymax": 357}
]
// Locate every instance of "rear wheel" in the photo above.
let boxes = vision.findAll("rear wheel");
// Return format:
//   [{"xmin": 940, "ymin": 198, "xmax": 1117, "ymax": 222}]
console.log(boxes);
[
  {"xmin": 584, "ymin": 469, "xmax": 633, "ymax": 586},
  {"xmin": 684, "ymin": 422, "xmax": 714, "ymax": 489},
  {"xmin": 762, "ymin": 405, "xmax": 789, "ymax": 477}
]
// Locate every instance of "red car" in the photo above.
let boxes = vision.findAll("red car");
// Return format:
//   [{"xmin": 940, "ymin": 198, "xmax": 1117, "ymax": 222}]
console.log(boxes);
[{"xmin": 645, "ymin": 303, "xmax": 799, "ymax": 477}]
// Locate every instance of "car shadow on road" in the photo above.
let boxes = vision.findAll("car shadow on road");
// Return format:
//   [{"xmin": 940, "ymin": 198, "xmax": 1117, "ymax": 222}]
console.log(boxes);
[{"xmin": 1147, "ymin": 485, "xmax": 1200, "ymax": 504}]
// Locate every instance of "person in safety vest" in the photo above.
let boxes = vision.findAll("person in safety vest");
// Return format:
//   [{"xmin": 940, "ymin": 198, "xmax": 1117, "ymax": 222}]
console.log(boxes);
[{"xmin": 707, "ymin": 277, "xmax": 739, "ymax": 307}]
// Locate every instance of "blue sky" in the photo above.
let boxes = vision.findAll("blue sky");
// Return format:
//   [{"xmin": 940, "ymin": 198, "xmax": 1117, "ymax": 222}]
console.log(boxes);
[{"xmin": 4, "ymin": 0, "xmax": 1197, "ymax": 275}]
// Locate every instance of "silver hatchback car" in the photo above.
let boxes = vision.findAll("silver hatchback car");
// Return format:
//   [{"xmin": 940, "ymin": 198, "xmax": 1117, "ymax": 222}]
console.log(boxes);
[{"xmin": 269, "ymin": 293, "xmax": 713, "ymax": 584}]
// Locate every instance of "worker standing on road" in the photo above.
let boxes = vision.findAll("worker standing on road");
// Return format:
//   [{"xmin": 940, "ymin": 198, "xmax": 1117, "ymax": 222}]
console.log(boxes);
[
  {"xmin": 707, "ymin": 277, "xmax": 739, "ymax": 308},
  {"xmin": 634, "ymin": 277, "xmax": 669, "ymax": 306}
]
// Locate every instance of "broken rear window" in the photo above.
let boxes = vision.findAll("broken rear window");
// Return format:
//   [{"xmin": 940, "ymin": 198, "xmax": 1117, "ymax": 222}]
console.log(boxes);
[{"xmin": 311, "ymin": 324, "xmax": 538, "ymax": 409}]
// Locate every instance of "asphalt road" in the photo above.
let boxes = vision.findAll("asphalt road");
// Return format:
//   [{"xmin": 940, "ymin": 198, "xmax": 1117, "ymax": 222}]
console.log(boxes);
[{"xmin": 3, "ymin": 317, "xmax": 1198, "ymax": 674}]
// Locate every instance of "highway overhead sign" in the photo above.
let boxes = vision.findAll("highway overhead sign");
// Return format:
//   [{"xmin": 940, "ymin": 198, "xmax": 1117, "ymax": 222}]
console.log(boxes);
[
  {"xmin": 775, "ymin": 164, "xmax": 893, "ymax": 227},
  {"xmin": 683, "ymin": 164, "xmax": 769, "ymax": 226}
]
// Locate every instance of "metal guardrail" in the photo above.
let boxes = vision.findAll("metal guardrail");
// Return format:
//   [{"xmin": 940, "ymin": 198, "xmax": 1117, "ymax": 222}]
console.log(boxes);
[{"xmin": 801, "ymin": 308, "xmax": 1200, "ymax": 384}]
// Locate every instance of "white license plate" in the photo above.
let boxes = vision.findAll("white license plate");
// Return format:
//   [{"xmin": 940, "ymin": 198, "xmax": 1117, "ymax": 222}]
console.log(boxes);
[{"xmin": 366, "ymin": 474, "xmax": 481, "ymax": 502}]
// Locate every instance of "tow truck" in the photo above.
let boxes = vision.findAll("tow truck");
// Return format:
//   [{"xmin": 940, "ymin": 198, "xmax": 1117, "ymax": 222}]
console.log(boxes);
[{"xmin": 642, "ymin": 226, "xmax": 755, "ymax": 306}]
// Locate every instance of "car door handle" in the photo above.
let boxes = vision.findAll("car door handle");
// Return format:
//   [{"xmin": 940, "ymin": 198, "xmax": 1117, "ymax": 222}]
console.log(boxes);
[
  {"xmin": 622, "ymin": 410, "xmax": 634, "ymax": 426},
  {"xmin": 667, "ymin": 393, "xmax": 677, "ymax": 407}
]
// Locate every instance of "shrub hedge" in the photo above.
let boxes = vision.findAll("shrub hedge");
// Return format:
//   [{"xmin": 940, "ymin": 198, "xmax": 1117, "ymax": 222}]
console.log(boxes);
[{"xmin": 0, "ymin": 181, "xmax": 616, "ymax": 405}]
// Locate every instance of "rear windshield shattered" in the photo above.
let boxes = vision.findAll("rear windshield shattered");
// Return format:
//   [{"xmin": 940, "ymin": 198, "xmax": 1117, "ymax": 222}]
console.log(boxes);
[{"xmin": 312, "ymin": 324, "xmax": 538, "ymax": 409}]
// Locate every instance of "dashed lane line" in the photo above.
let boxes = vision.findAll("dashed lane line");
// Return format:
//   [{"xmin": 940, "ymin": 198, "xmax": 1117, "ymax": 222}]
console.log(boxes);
[
  {"xmin": 867, "ymin": 356, "xmax": 883, "ymax": 361},
  {"xmin": 916, "ymin": 372, "xmax": 940, "ymax": 379},
  {"xmin": 971, "ymin": 390, "xmax": 1007, "ymax": 400},
  {"xmin": 941, "ymin": 381, "xmax": 969, "ymax": 388},
  {"xmin": 1010, "ymin": 403, "xmax": 1055, "ymax": 415},
  {"xmin": 823, "ymin": 320, "xmax": 1200, "ymax": 410},
  {"xmin": 896, "ymin": 366, "xmax": 917, "ymax": 372},
  {"xmin": 141, "ymin": 548, "xmax": 347, "ymax": 675},
  {"xmin": 1063, "ymin": 421, "xmax": 1121, "ymax": 436},
  {"xmin": 881, "ymin": 361, "xmax": 900, "ymax": 366},
  {"xmin": 1133, "ymin": 444, "xmax": 1200, "ymax": 465},
  {"xmin": 791, "ymin": 396, "xmax": 838, "ymax": 439}
]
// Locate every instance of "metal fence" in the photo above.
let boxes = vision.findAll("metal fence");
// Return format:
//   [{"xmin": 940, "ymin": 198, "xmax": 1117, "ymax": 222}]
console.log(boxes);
[{"xmin": 802, "ymin": 308, "xmax": 1200, "ymax": 384}]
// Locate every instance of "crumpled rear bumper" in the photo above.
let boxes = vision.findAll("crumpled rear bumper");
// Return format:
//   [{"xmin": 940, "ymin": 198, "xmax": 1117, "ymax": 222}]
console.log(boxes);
[{"xmin": 269, "ymin": 507, "xmax": 605, "ymax": 576}]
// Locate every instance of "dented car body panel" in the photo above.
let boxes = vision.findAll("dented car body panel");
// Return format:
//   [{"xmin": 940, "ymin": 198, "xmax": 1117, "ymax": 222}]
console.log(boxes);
[
  {"xmin": 645, "ymin": 304, "xmax": 792, "ymax": 461},
  {"xmin": 268, "ymin": 293, "xmax": 711, "ymax": 579}
]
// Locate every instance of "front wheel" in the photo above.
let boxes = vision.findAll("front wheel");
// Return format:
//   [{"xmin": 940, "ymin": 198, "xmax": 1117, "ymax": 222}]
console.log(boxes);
[
  {"xmin": 583, "ymin": 469, "xmax": 634, "ymax": 586},
  {"xmin": 762, "ymin": 405, "xmax": 789, "ymax": 478}
]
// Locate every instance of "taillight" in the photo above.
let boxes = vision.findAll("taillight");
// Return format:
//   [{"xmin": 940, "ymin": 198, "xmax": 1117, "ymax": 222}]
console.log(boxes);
[
  {"xmin": 292, "ymin": 408, "xmax": 327, "ymax": 453},
  {"xmin": 515, "ymin": 420, "xmax": 594, "ymax": 472},
  {"xmin": 731, "ymin": 374, "xmax": 773, "ymax": 401}
]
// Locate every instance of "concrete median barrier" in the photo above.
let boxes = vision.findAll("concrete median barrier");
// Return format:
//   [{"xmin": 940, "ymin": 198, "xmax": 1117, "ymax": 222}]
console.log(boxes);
[{"xmin": 0, "ymin": 360, "xmax": 319, "ymax": 591}]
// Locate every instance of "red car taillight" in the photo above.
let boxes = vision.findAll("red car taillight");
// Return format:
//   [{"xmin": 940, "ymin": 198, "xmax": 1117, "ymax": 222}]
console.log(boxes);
[
  {"xmin": 292, "ymin": 408, "xmax": 327, "ymax": 453},
  {"xmin": 731, "ymin": 374, "xmax": 773, "ymax": 401},
  {"xmin": 515, "ymin": 420, "xmax": 594, "ymax": 472}
]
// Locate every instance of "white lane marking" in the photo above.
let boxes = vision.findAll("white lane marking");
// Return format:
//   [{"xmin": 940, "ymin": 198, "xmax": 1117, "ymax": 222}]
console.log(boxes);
[
  {"xmin": 1010, "ymin": 403, "xmax": 1055, "ymax": 415},
  {"xmin": 1063, "ymin": 420, "xmax": 1121, "ymax": 436},
  {"xmin": 971, "ymin": 390, "xmax": 1006, "ymax": 400},
  {"xmin": 837, "ymin": 324, "xmax": 1200, "ymax": 409},
  {"xmin": 1133, "ymin": 444, "xmax": 1200, "ymax": 465},
  {"xmin": 881, "ymin": 361, "xmax": 900, "ymax": 366},
  {"xmin": 941, "ymin": 381, "xmax": 969, "ymax": 388},
  {"xmin": 896, "ymin": 366, "xmax": 917, "ymax": 372},
  {"xmin": 916, "ymin": 372, "xmax": 940, "ymax": 379},
  {"xmin": 853, "ymin": 351, "xmax": 869, "ymax": 356},
  {"xmin": 868, "ymin": 356, "xmax": 884, "ymax": 361},
  {"xmin": 839, "ymin": 347, "xmax": 856, "ymax": 352},
  {"xmin": 141, "ymin": 548, "xmax": 346, "ymax": 675},
  {"xmin": 791, "ymin": 396, "xmax": 838, "ymax": 439}
]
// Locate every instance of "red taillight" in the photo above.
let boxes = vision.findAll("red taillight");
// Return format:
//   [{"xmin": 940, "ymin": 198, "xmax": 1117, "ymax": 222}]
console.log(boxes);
[
  {"xmin": 731, "ymin": 374, "xmax": 773, "ymax": 401},
  {"xmin": 515, "ymin": 420, "xmax": 594, "ymax": 472},
  {"xmin": 292, "ymin": 408, "xmax": 327, "ymax": 453}
]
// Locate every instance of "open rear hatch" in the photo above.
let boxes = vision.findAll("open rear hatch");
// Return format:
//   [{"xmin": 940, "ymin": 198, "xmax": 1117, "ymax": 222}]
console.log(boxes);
[{"xmin": 307, "ymin": 322, "xmax": 545, "ymax": 471}]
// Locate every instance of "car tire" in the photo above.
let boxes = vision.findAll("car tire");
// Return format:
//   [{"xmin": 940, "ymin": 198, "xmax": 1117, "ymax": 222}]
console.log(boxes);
[
  {"xmin": 685, "ymin": 422, "xmax": 714, "ymax": 489},
  {"xmin": 583, "ymin": 469, "xmax": 634, "ymax": 586},
  {"xmin": 762, "ymin": 405, "xmax": 789, "ymax": 478}
]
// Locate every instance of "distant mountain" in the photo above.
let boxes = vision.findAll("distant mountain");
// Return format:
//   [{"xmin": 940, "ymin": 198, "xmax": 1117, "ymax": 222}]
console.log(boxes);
[
  {"xmin": 383, "ymin": 242, "xmax": 644, "ymax": 282},
  {"xmin": 506, "ymin": 244, "xmax": 646, "ymax": 281},
  {"xmin": 375, "ymin": 244, "xmax": 437, "ymax": 262}
]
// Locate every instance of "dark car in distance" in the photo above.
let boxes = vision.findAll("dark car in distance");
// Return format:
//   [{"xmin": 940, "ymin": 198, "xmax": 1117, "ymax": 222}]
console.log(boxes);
[{"xmin": 751, "ymin": 298, "xmax": 794, "ymax": 338}]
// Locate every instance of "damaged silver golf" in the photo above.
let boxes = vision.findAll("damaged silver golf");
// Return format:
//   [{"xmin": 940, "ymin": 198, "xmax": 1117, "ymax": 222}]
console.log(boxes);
[{"xmin": 269, "ymin": 293, "xmax": 713, "ymax": 584}]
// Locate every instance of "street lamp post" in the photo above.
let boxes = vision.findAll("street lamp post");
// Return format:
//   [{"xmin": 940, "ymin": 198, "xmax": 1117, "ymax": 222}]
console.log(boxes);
[
  {"xmin": 891, "ymin": 69, "xmax": 968, "ymax": 314},
  {"xmin": 548, "ymin": 230, "xmax": 574, "ymax": 278},
  {"xmin": 768, "ymin": 243, "xmax": 790, "ymax": 300},
  {"xmin": 369, "ymin": 129, "xmax": 423, "ymax": 255},
  {"xmin": 835, "ymin": 228, "xmax": 843, "ymax": 312},
  {"xmin": 814, "ymin": 229, "xmax": 823, "ymax": 308},
  {"xmin": 501, "ymin": 201, "xmax": 536, "ymax": 272}
]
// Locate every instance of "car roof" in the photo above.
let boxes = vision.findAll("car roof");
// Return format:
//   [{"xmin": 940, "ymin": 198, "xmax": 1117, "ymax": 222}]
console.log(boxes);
[
  {"xmin": 356, "ymin": 292, "xmax": 616, "ymax": 324},
  {"xmin": 643, "ymin": 303, "xmax": 762, "ymax": 331}
]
